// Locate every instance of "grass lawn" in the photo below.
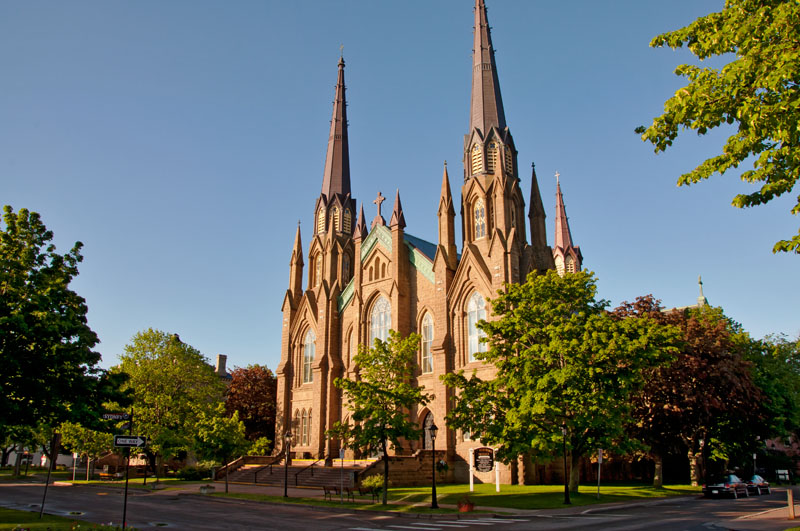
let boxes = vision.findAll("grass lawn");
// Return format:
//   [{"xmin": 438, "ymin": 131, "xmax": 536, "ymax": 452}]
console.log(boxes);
[
  {"xmin": 0, "ymin": 507, "xmax": 127, "ymax": 530},
  {"xmin": 212, "ymin": 492, "xmax": 461, "ymax": 514},
  {"xmin": 387, "ymin": 483, "xmax": 701, "ymax": 510},
  {"xmin": 212, "ymin": 483, "xmax": 698, "ymax": 513}
]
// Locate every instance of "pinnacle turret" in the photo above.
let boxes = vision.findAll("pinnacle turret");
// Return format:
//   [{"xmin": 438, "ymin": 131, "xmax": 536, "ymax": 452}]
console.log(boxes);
[
  {"xmin": 389, "ymin": 189, "xmax": 406, "ymax": 230},
  {"xmin": 553, "ymin": 172, "xmax": 582, "ymax": 274}
]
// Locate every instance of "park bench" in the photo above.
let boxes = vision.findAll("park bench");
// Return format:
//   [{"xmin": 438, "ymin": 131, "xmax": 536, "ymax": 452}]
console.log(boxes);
[
  {"xmin": 322, "ymin": 485, "xmax": 339, "ymax": 500},
  {"xmin": 358, "ymin": 485, "xmax": 378, "ymax": 502}
]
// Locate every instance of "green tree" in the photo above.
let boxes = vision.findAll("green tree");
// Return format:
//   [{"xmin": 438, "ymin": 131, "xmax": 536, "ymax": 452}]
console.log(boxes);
[
  {"xmin": 443, "ymin": 271, "xmax": 678, "ymax": 493},
  {"xmin": 113, "ymin": 329, "xmax": 225, "ymax": 479},
  {"xmin": 1, "ymin": 206, "xmax": 123, "ymax": 437},
  {"xmin": 614, "ymin": 298, "xmax": 762, "ymax": 485},
  {"xmin": 195, "ymin": 403, "xmax": 249, "ymax": 493},
  {"xmin": 225, "ymin": 364, "xmax": 277, "ymax": 445},
  {"xmin": 59, "ymin": 421, "xmax": 114, "ymax": 478},
  {"xmin": 636, "ymin": 0, "xmax": 800, "ymax": 254},
  {"xmin": 328, "ymin": 331, "xmax": 432, "ymax": 505},
  {"xmin": 743, "ymin": 334, "xmax": 800, "ymax": 450}
]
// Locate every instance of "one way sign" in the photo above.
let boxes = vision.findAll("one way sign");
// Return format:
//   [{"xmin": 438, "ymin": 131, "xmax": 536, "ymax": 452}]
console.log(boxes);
[{"xmin": 114, "ymin": 435, "xmax": 147, "ymax": 448}]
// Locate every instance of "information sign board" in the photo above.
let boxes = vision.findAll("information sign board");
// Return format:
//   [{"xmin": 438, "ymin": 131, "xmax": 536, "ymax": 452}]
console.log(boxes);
[{"xmin": 474, "ymin": 447, "xmax": 494, "ymax": 472}]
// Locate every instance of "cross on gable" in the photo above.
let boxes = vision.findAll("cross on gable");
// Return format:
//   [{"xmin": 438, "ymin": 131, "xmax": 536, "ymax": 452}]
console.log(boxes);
[{"xmin": 373, "ymin": 191, "xmax": 385, "ymax": 217}]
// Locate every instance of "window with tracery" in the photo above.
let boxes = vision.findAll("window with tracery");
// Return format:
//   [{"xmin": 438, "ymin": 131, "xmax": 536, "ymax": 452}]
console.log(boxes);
[
  {"xmin": 421, "ymin": 313, "xmax": 433, "ymax": 373},
  {"xmin": 370, "ymin": 296, "xmax": 391, "ymax": 345},
  {"xmin": 467, "ymin": 292, "xmax": 487, "ymax": 362},
  {"xmin": 474, "ymin": 199, "xmax": 486, "ymax": 239},
  {"xmin": 303, "ymin": 330, "xmax": 315, "ymax": 383}
]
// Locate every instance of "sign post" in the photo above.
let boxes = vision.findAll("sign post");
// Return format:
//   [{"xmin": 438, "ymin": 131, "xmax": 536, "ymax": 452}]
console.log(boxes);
[
  {"xmin": 107, "ymin": 410, "xmax": 140, "ymax": 529},
  {"xmin": 469, "ymin": 448, "xmax": 474, "ymax": 492},
  {"xmin": 473, "ymin": 447, "xmax": 499, "ymax": 492},
  {"xmin": 339, "ymin": 448, "xmax": 345, "ymax": 504},
  {"xmin": 597, "ymin": 449, "xmax": 603, "ymax": 499}
]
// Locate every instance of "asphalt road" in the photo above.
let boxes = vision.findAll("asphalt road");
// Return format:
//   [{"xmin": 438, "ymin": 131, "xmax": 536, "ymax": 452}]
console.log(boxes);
[{"xmin": 0, "ymin": 483, "xmax": 796, "ymax": 531}]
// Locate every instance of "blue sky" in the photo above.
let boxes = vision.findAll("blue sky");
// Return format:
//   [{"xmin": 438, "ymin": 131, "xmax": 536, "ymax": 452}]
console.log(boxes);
[{"xmin": 2, "ymin": 1, "xmax": 797, "ymax": 371}]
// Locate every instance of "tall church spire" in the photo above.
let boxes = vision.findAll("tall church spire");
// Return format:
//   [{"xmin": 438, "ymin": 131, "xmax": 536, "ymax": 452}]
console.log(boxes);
[
  {"xmin": 470, "ymin": 0, "xmax": 506, "ymax": 136},
  {"xmin": 321, "ymin": 56, "xmax": 351, "ymax": 200},
  {"xmin": 553, "ymin": 173, "xmax": 582, "ymax": 275}
]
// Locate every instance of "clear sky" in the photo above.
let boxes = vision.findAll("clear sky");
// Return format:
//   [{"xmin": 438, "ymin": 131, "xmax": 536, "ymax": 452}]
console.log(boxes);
[{"xmin": 2, "ymin": 1, "xmax": 797, "ymax": 372}]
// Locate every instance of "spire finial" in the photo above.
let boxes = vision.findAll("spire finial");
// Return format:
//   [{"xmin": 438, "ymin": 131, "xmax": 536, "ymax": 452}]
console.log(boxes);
[
  {"xmin": 389, "ymin": 189, "xmax": 406, "ymax": 229},
  {"xmin": 555, "ymin": 171, "xmax": 561, "ymax": 185},
  {"xmin": 698, "ymin": 275, "xmax": 704, "ymax": 297},
  {"xmin": 697, "ymin": 275, "xmax": 708, "ymax": 306}
]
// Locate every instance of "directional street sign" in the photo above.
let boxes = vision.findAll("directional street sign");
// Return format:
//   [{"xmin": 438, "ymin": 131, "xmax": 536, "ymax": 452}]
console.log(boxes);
[
  {"xmin": 103, "ymin": 413, "xmax": 131, "ymax": 421},
  {"xmin": 114, "ymin": 435, "xmax": 147, "ymax": 448}
]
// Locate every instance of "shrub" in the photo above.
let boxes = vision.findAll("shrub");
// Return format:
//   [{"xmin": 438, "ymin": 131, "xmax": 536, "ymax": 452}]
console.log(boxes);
[{"xmin": 176, "ymin": 466, "xmax": 211, "ymax": 481}]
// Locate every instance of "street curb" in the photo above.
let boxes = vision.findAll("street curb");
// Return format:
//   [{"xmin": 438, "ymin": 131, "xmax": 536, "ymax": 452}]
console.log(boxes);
[
  {"xmin": 176, "ymin": 492, "xmax": 518, "ymax": 520},
  {"xmin": 578, "ymin": 495, "xmax": 699, "ymax": 515}
]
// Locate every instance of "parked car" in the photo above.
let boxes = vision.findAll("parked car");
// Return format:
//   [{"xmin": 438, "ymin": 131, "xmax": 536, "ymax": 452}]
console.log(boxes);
[
  {"xmin": 746, "ymin": 474, "xmax": 771, "ymax": 495},
  {"xmin": 702, "ymin": 474, "xmax": 750, "ymax": 498}
]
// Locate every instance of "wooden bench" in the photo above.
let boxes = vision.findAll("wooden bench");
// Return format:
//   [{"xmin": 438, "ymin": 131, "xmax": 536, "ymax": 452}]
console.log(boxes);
[
  {"xmin": 342, "ymin": 486, "xmax": 355, "ymax": 502},
  {"xmin": 358, "ymin": 486, "xmax": 379, "ymax": 502},
  {"xmin": 322, "ymin": 485, "xmax": 339, "ymax": 500}
]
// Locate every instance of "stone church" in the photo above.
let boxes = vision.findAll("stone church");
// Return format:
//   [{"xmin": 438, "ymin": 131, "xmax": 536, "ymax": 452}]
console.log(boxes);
[{"xmin": 276, "ymin": 0, "xmax": 582, "ymax": 483}]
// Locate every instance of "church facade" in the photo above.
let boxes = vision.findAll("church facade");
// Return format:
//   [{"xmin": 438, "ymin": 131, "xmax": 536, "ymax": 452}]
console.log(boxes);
[{"xmin": 276, "ymin": 0, "xmax": 582, "ymax": 482}]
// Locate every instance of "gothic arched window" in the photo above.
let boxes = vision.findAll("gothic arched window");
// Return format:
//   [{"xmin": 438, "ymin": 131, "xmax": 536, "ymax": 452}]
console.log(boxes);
[
  {"xmin": 302, "ymin": 329, "xmax": 315, "ymax": 383},
  {"xmin": 343, "ymin": 209, "xmax": 352, "ymax": 233},
  {"xmin": 315, "ymin": 255, "xmax": 322, "ymax": 287},
  {"xmin": 421, "ymin": 313, "xmax": 433, "ymax": 374},
  {"xmin": 342, "ymin": 254, "xmax": 351, "ymax": 283},
  {"xmin": 369, "ymin": 296, "xmax": 391, "ymax": 345},
  {"xmin": 471, "ymin": 144, "xmax": 482, "ymax": 174},
  {"xmin": 467, "ymin": 292, "xmax": 487, "ymax": 362},
  {"xmin": 474, "ymin": 199, "xmax": 486, "ymax": 240},
  {"xmin": 332, "ymin": 207, "xmax": 340, "ymax": 232},
  {"xmin": 486, "ymin": 142, "xmax": 498, "ymax": 172},
  {"xmin": 317, "ymin": 209, "xmax": 326, "ymax": 234}
]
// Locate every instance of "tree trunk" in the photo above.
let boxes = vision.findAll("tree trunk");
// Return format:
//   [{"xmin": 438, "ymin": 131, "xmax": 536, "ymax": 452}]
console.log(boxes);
[
  {"xmin": 688, "ymin": 449, "xmax": 701, "ymax": 487},
  {"xmin": 653, "ymin": 453, "xmax": 663, "ymax": 488},
  {"xmin": 569, "ymin": 453, "xmax": 580, "ymax": 493},
  {"xmin": 382, "ymin": 438, "xmax": 389, "ymax": 506},
  {"xmin": 13, "ymin": 450, "xmax": 22, "ymax": 477},
  {"xmin": 1, "ymin": 445, "xmax": 15, "ymax": 467},
  {"xmin": 224, "ymin": 454, "xmax": 229, "ymax": 493}
]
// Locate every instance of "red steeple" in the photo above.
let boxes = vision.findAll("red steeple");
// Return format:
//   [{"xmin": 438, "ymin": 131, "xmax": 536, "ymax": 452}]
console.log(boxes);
[
  {"xmin": 321, "ymin": 57, "xmax": 351, "ymax": 200},
  {"xmin": 553, "ymin": 172, "xmax": 582, "ymax": 274},
  {"xmin": 470, "ymin": 0, "xmax": 506, "ymax": 137}
]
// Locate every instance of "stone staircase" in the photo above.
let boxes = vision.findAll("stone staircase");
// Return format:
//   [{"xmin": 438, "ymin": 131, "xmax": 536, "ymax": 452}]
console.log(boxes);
[{"xmin": 224, "ymin": 459, "xmax": 371, "ymax": 489}]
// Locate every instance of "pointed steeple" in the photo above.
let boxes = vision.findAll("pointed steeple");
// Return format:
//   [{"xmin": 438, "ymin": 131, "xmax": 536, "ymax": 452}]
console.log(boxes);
[
  {"xmin": 527, "ymin": 163, "xmax": 547, "ymax": 249},
  {"xmin": 354, "ymin": 204, "xmax": 367, "ymax": 241},
  {"xmin": 288, "ymin": 222, "xmax": 304, "ymax": 300},
  {"xmin": 389, "ymin": 189, "xmax": 406, "ymax": 230},
  {"xmin": 438, "ymin": 162, "xmax": 457, "ymax": 269},
  {"xmin": 291, "ymin": 222, "xmax": 303, "ymax": 266},
  {"xmin": 553, "ymin": 172, "xmax": 582, "ymax": 274},
  {"xmin": 697, "ymin": 275, "xmax": 709, "ymax": 306},
  {"xmin": 470, "ymin": 0, "xmax": 506, "ymax": 136},
  {"xmin": 321, "ymin": 56, "xmax": 351, "ymax": 200}
]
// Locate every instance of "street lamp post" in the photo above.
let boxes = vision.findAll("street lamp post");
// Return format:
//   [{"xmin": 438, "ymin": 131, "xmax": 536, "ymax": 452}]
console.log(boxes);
[
  {"xmin": 283, "ymin": 431, "xmax": 292, "ymax": 498},
  {"xmin": 562, "ymin": 423, "xmax": 571, "ymax": 505},
  {"xmin": 429, "ymin": 422, "xmax": 439, "ymax": 509}
]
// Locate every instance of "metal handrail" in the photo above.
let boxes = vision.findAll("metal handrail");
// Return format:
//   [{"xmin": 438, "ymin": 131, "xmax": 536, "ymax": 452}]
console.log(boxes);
[
  {"xmin": 293, "ymin": 455, "xmax": 326, "ymax": 486},
  {"xmin": 253, "ymin": 448, "xmax": 284, "ymax": 484}
]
